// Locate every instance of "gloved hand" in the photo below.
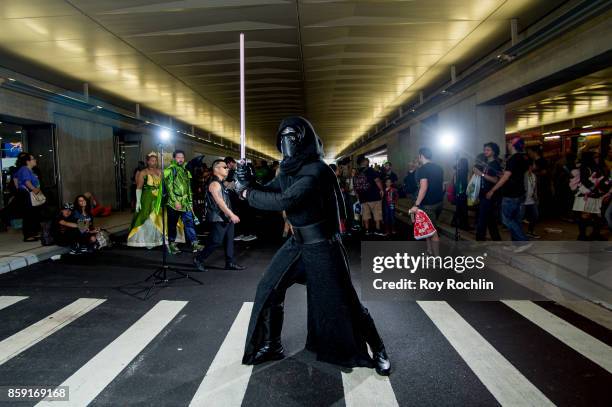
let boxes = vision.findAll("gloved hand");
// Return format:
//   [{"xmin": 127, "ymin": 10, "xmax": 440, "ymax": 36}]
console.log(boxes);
[
  {"xmin": 135, "ymin": 189, "xmax": 142, "ymax": 212},
  {"xmin": 235, "ymin": 161, "xmax": 254, "ymax": 195}
]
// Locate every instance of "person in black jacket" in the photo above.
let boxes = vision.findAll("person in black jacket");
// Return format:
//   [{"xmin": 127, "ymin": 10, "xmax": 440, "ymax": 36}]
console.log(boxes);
[
  {"xmin": 193, "ymin": 160, "xmax": 245, "ymax": 271},
  {"xmin": 235, "ymin": 116, "xmax": 391, "ymax": 376}
]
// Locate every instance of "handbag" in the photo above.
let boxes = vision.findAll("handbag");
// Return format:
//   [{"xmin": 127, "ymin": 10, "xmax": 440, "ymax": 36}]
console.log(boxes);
[
  {"xmin": 466, "ymin": 174, "xmax": 481, "ymax": 207},
  {"xmin": 30, "ymin": 191, "xmax": 47, "ymax": 207},
  {"xmin": 95, "ymin": 229, "xmax": 111, "ymax": 249}
]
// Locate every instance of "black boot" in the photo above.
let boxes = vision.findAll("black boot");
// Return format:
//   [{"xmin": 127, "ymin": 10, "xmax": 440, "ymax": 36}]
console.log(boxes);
[
  {"xmin": 361, "ymin": 307, "xmax": 391, "ymax": 376},
  {"xmin": 252, "ymin": 304, "xmax": 285, "ymax": 364}
]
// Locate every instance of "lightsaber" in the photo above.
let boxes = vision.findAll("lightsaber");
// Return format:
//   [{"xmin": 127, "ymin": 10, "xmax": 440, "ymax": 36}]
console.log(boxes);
[{"xmin": 240, "ymin": 32, "xmax": 246, "ymax": 161}]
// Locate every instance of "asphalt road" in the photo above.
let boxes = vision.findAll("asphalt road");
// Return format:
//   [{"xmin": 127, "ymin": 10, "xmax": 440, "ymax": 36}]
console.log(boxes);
[{"xmin": 0, "ymin": 238, "xmax": 610, "ymax": 406}]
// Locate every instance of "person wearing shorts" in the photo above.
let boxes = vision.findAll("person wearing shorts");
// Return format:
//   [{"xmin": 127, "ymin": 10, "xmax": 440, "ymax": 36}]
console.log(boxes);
[
  {"xmin": 362, "ymin": 200, "xmax": 383, "ymax": 226},
  {"xmin": 353, "ymin": 155, "xmax": 385, "ymax": 235}
]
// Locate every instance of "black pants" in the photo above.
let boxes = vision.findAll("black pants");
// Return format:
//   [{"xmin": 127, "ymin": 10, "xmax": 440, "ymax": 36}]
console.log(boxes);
[
  {"xmin": 55, "ymin": 228, "xmax": 80, "ymax": 247},
  {"xmin": 452, "ymin": 194, "xmax": 469, "ymax": 229},
  {"xmin": 476, "ymin": 195, "xmax": 501, "ymax": 241},
  {"xmin": 18, "ymin": 189, "xmax": 41, "ymax": 239},
  {"xmin": 196, "ymin": 222, "xmax": 235, "ymax": 264}
]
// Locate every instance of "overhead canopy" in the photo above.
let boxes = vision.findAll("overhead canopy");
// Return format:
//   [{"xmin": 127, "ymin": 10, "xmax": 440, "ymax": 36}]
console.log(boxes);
[{"xmin": 0, "ymin": 0, "xmax": 561, "ymax": 158}]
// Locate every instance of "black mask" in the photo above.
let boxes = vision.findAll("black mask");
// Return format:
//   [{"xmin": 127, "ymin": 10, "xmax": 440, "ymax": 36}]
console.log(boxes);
[{"xmin": 279, "ymin": 125, "xmax": 304, "ymax": 158}]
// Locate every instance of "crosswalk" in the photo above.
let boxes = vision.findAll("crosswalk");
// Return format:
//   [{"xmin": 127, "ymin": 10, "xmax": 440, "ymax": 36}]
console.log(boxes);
[
  {"xmin": 418, "ymin": 301, "xmax": 553, "ymax": 406},
  {"xmin": 0, "ymin": 298, "xmax": 105, "ymax": 366},
  {"xmin": 189, "ymin": 302, "xmax": 253, "ymax": 407},
  {"xmin": 0, "ymin": 295, "xmax": 609, "ymax": 406}
]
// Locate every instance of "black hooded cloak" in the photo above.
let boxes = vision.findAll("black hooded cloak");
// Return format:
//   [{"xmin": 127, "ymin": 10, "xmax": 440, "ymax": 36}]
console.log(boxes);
[{"xmin": 242, "ymin": 117, "xmax": 382, "ymax": 368}]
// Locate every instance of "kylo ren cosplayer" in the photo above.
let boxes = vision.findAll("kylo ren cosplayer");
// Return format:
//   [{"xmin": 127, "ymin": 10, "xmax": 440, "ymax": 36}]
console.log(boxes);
[{"xmin": 235, "ymin": 116, "xmax": 391, "ymax": 375}]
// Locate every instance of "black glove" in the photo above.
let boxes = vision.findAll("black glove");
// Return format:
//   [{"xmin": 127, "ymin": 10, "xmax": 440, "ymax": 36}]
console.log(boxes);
[{"xmin": 235, "ymin": 162, "xmax": 254, "ymax": 195}]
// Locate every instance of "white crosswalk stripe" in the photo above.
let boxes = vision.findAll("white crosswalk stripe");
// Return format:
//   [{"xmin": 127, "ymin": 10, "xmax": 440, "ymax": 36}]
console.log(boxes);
[
  {"xmin": 0, "ymin": 298, "xmax": 105, "ymax": 366},
  {"xmin": 36, "ymin": 300, "xmax": 187, "ymax": 407},
  {"xmin": 0, "ymin": 295, "xmax": 28, "ymax": 311},
  {"xmin": 503, "ymin": 300, "xmax": 612, "ymax": 374},
  {"xmin": 189, "ymin": 302, "xmax": 254, "ymax": 407},
  {"xmin": 342, "ymin": 365, "xmax": 399, "ymax": 407},
  {"xmin": 418, "ymin": 301, "xmax": 554, "ymax": 407},
  {"xmin": 1, "ymin": 294, "xmax": 609, "ymax": 405}
]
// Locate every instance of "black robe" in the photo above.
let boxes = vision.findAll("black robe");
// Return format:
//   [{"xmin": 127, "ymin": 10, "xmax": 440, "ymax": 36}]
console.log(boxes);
[{"xmin": 242, "ymin": 160, "xmax": 380, "ymax": 368}]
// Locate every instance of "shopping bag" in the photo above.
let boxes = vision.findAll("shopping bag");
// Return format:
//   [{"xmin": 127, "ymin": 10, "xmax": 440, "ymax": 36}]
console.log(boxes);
[
  {"xmin": 466, "ymin": 174, "xmax": 481, "ymax": 206},
  {"xmin": 413, "ymin": 209, "xmax": 437, "ymax": 240},
  {"xmin": 95, "ymin": 229, "xmax": 112, "ymax": 249},
  {"xmin": 30, "ymin": 191, "xmax": 47, "ymax": 207}
]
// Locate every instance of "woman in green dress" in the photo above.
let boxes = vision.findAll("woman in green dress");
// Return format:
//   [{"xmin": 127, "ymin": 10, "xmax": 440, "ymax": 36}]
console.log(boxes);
[{"xmin": 127, "ymin": 152, "xmax": 184, "ymax": 248}]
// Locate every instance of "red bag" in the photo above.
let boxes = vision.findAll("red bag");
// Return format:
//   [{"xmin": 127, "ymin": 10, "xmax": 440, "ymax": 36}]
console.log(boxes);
[{"xmin": 413, "ymin": 209, "xmax": 437, "ymax": 240}]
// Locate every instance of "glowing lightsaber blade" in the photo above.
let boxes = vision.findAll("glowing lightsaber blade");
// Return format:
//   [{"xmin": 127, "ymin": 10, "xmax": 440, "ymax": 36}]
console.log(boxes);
[{"xmin": 240, "ymin": 32, "xmax": 246, "ymax": 161}]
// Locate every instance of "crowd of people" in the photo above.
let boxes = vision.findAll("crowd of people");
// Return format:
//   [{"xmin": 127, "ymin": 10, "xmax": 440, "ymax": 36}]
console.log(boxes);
[
  {"xmin": 328, "ymin": 136, "xmax": 612, "ymax": 245},
  {"xmin": 124, "ymin": 151, "xmax": 290, "ymax": 270},
  {"xmin": 2, "ymin": 135, "xmax": 611, "ymax": 257},
  {"xmin": 0, "ymin": 151, "xmax": 111, "ymax": 253},
  {"xmin": 466, "ymin": 136, "xmax": 612, "ymax": 243}
]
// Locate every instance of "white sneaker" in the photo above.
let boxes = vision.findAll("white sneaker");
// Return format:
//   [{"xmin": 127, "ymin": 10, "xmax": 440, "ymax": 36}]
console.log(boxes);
[
  {"xmin": 514, "ymin": 243, "xmax": 533, "ymax": 253},
  {"xmin": 234, "ymin": 234, "xmax": 245, "ymax": 241},
  {"xmin": 242, "ymin": 235, "xmax": 258, "ymax": 242}
]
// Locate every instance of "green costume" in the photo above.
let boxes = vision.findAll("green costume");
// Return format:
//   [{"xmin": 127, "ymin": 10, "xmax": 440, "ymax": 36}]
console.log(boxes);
[
  {"xmin": 127, "ymin": 172, "xmax": 185, "ymax": 248},
  {"xmin": 162, "ymin": 160, "xmax": 193, "ymax": 212}
]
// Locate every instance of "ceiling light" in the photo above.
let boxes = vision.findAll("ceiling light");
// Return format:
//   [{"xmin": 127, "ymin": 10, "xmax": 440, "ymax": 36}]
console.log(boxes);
[
  {"xmin": 551, "ymin": 129, "xmax": 569, "ymax": 134},
  {"xmin": 580, "ymin": 131, "xmax": 601, "ymax": 136},
  {"xmin": 544, "ymin": 135, "xmax": 561, "ymax": 141},
  {"xmin": 16, "ymin": 130, "xmax": 22, "ymax": 134},
  {"xmin": 582, "ymin": 124, "xmax": 593, "ymax": 128}
]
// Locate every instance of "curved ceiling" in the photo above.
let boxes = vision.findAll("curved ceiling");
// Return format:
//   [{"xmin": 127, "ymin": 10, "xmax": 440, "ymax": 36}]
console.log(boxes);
[{"xmin": 0, "ymin": 0, "xmax": 562, "ymax": 158}]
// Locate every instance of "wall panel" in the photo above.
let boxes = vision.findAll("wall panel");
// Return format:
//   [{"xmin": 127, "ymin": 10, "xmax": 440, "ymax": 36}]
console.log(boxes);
[{"xmin": 54, "ymin": 114, "xmax": 115, "ymax": 207}]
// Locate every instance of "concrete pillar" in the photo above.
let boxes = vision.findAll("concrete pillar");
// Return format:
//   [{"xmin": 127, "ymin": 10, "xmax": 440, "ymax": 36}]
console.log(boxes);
[
  {"xmin": 436, "ymin": 96, "xmax": 505, "ymax": 180},
  {"xmin": 511, "ymin": 18, "xmax": 519, "ymax": 46}
]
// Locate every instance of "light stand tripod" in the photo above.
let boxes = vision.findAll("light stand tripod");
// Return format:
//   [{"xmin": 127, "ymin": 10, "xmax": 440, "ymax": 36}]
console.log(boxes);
[
  {"xmin": 141, "ymin": 143, "xmax": 203, "ymax": 299},
  {"xmin": 453, "ymin": 151, "xmax": 460, "ymax": 242}
]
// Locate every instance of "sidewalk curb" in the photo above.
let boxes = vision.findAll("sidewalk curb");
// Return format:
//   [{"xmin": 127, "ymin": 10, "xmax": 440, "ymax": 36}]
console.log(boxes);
[
  {"xmin": 0, "ymin": 226, "xmax": 130, "ymax": 275},
  {"xmin": 434, "ymin": 222, "xmax": 612, "ymax": 309}
]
